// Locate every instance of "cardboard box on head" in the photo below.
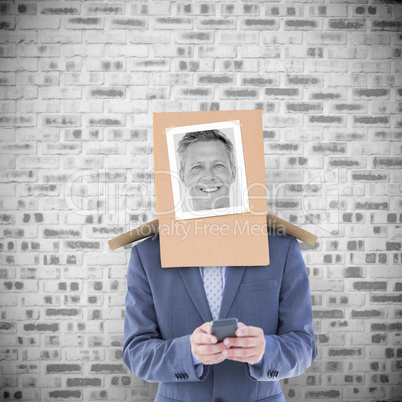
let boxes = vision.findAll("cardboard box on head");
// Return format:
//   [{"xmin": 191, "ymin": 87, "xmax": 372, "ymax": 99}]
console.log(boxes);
[
  {"xmin": 108, "ymin": 110, "xmax": 318, "ymax": 267},
  {"xmin": 108, "ymin": 215, "xmax": 318, "ymax": 252}
]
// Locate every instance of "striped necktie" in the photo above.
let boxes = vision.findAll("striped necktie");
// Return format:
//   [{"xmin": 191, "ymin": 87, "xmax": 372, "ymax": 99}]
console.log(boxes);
[{"xmin": 203, "ymin": 266, "xmax": 222, "ymax": 321}]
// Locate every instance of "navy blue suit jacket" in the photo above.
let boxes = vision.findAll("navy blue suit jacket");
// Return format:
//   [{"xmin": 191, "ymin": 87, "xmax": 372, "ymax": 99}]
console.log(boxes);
[{"xmin": 123, "ymin": 232, "xmax": 317, "ymax": 402}]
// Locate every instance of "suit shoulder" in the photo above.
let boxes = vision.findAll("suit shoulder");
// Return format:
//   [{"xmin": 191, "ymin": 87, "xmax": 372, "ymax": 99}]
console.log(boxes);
[
  {"xmin": 130, "ymin": 234, "xmax": 160, "ymax": 259},
  {"xmin": 268, "ymin": 229, "xmax": 297, "ymax": 249},
  {"xmin": 267, "ymin": 231, "xmax": 304, "ymax": 270}
]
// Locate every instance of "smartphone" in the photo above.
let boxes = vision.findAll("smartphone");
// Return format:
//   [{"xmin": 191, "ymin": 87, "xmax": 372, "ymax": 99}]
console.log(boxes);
[{"xmin": 210, "ymin": 318, "xmax": 238, "ymax": 343}]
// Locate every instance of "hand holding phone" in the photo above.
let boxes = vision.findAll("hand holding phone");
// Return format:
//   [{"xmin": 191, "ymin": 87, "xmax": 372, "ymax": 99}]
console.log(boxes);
[{"xmin": 210, "ymin": 318, "xmax": 238, "ymax": 343}]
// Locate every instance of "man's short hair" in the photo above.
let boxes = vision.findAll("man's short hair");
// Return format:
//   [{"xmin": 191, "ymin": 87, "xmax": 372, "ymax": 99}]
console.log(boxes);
[{"xmin": 177, "ymin": 130, "xmax": 236, "ymax": 180}]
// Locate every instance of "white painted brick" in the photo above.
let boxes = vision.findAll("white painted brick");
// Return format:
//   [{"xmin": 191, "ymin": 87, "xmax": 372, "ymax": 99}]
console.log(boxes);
[
  {"xmin": 61, "ymin": 100, "xmax": 103, "ymax": 114},
  {"xmin": 39, "ymin": 31, "xmax": 82, "ymax": 44},
  {"xmin": 62, "ymin": 72, "xmax": 103, "ymax": 86},
  {"xmin": 17, "ymin": 44, "xmax": 60, "ymax": 58},
  {"xmin": 219, "ymin": 31, "xmax": 259, "ymax": 44},
  {"xmin": 350, "ymin": 60, "xmax": 391, "ymax": 73},
  {"xmin": 131, "ymin": 2, "xmax": 170, "ymax": 15},
  {"xmin": 63, "ymin": 266, "xmax": 103, "ymax": 279},
  {"xmin": 104, "ymin": 319, "xmax": 124, "ymax": 334},
  {"xmin": 350, "ymin": 32, "xmax": 390, "ymax": 46},
  {"xmin": 128, "ymin": 31, "xmax": 171, "ymax": 44},
  {"xmin": 40, "ymin": 87, "xmax": 82, "ymax": 100},
  {"xmin": 107, "ymin": 100, "xmax": 147, "ymax": 113},
  {"xmin": 305, "ymin": 59, "xmax": 348, "ymax": 73},
  {"xmin": 0, "ymin": 294, "xmax": 17, "ymax": 307},
  {"xmin": 0, "ymin": 32, "xmax": 38, "ymax": 44},
  {"xmin": 263, "ymin": 59, "xmax": 304, "ymax": 73},
  {"xmin": 17, "ymin": 16, "xmax": 60, "ymax": 30},
  {"xmin": 105, "ymin": 44, "xmax": 148, "ymax": 58},
  {"xmin": 197, "ymin": 45, "xmax": 237, "ymax": 58},
  {"xmin": 105, "ymin": 72, "xmax": 149, "ymax": 86}
]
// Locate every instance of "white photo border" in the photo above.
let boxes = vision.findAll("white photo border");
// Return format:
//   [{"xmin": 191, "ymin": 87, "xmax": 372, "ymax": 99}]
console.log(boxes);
[{"xmin": 166, "ymin": 120, "xmax": 250, "ymax": 221}]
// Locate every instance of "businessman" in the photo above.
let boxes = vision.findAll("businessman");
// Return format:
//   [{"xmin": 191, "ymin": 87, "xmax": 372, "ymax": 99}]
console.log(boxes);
[
  {"xmin": 177, "ymin": 129, "xmax": 236, "ymax": 212},
  {"xmin": 123, "ymin": 230, "xmax": 317, "ymax": 402}
]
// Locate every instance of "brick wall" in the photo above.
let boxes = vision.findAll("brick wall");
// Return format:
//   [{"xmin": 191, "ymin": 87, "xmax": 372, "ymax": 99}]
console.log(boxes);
[{"xmin": 0, "ymin": 0, "xmax": 401, "ymax": 401}]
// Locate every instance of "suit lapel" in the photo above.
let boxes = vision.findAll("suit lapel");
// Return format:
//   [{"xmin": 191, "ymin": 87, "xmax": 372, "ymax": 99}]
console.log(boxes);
[
  {"xmin": 178, "ymin": 267, "xmax": 213, "ymax": 323},
  {"xmin": 219, "ymin": 266, "xmax": 246, "ymax": 319}
]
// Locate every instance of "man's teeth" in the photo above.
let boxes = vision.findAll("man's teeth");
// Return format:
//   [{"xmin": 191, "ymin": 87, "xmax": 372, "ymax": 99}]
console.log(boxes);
[{"xmin": 200, "ymin": 187, "xmax": 220, "ymax": 193}]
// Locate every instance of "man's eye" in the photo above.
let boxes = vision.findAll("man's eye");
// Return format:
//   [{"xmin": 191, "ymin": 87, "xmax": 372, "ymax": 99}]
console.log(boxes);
[
  {"xmin": 215, "ymin": 163, "xmax": 225, "ymax": 168},
  {"xmin": 191, "ymin": 165, "xmax": 202, "ymax": 171}
]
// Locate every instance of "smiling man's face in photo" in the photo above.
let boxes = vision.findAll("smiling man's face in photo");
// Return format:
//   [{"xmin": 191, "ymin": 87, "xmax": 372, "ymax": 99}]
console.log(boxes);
[{"xmin": 180, "ymin": 140, "xmax": 235, "ymax": 211}]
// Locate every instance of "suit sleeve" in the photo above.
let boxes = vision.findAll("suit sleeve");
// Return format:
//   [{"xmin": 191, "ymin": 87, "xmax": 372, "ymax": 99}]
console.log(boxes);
[
  {"xmin": 123, "ymin": 246, "xmax": 209, "ymax": 383},
  {"xmin": 247, "ymin": 237, "xmax": 317, "ymax": 381}
]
